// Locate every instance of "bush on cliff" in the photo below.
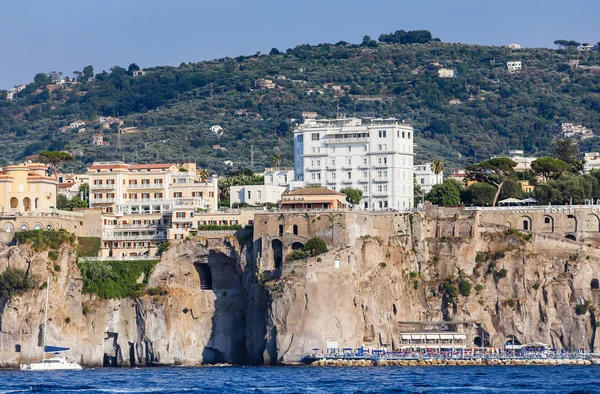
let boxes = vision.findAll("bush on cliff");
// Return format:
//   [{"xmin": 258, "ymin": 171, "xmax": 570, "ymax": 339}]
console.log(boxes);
[
  {"xmin": 458, "ymin": 280, "xmax": 472, "ymax": 296},
  {"xmin": 0, "ymin": 268, "xmax": 38, "ymax": 304},
  {"xmin": 77, "ymin": 260, "xmax": 158, "ymax": 299},
  {"xmin": 76, "ymin": 237, "xmax": 101, "ymax": 257},
  {"xmin": 15, "ymin": 229, "xmax": 75, "ymax": 252},
  {"xmin": 287, "ymin": 237, "xmax": 328, "ymax": 261}
]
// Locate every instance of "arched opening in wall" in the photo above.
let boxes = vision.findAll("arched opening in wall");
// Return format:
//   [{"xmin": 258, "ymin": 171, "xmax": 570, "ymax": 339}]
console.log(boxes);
[
  {"xmin": 195, "ymin": 263, "xmax": 213, "ymax": 290},
  {"xmin": 566, "ymin": 215, "xmax": 577, "ymax": 233},
  {"xmin": 565, "ymin": 234, "xmax": 577, "ymax": 241},
  {"xmin": 46, "ymin": 224, "xmax": 53, "ymax": 230},
  {"xmin": 542, "ymin": 216, "xmax": 554, "ymax": 232},
  {"xmin": 272, "ymin": 239, "xmax": 283, "ymax": 270},
  {"xmin": 591, "ymin": 279, "xmax": 599, "ymax": 290},
  {"xmin": 521, "ymin": 217, "xmax": 531, "ymax": 231},
  {"xmin": 5, "ymin": 223, "xmax": 13, "ymax": 233},
  {"xmin": 33, "ymin": 223, "xmax": 42, "ymax": 230},
  {"xmin": 23, "ymin": 198, "xmax": 31, "ymax": 211},
  {"xmin": 10, "ymin": 198, "xmax": 18, "ymax": 209},
  {"xmin": 291, "ymin": 242, "xmax": 304, "ymax": 250},
  {"xmin": 473, "ymin": 337, "xmax": 483, "ymax": 347},
  {"xmin": 278, "ymin": 225, "xmax": 283, "ymax": 237},
  {"xmin": 34, "ymin": 198, "xmax": 39, "ymax": 210},
  {"xmin": 293, "ymin": 224, "xmax": 298, "ymax": 236},
  {"xmin": 505, "ymin": 336, "xmax": 521, "ymax": 347},
  {"xmin": 584, "ymin": 214, "xmax": 600, "ymax": 232},
  {"xmin": 19, "ymin": 223, "xmax": 28, "ymax": 231}
]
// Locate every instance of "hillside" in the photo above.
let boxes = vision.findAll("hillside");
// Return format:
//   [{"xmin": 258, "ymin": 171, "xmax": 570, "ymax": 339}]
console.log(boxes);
[{"xmin": 1, "ymin": 30, "xmax": 600, "ymax": 173}]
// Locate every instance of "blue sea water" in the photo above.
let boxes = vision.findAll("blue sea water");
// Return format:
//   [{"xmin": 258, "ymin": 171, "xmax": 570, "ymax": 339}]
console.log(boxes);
[{"xmin": 1, "ymin": 366, "xmax": 599, "ymax": 393}]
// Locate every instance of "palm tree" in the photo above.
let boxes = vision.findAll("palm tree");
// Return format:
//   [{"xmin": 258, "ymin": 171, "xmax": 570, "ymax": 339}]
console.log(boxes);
[
  {"xmin": 199, "ymin": 169, "xmax": 210, "ymax": 183},
  {"xmin": 272, "ymin": 154, "xmax": 281, "ymax": 169},
  {"xmin": 431, "ymin": 159, "xmax": 445, "ymax": 175}
]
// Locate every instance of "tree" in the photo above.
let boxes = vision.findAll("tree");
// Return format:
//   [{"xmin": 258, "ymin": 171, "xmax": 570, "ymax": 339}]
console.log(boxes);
[
  {"xmin": 127, "ymin": 63, "xmax": 140, "ymax": 74},
  {"xmin": 431, "ymin": 159, "xmax": 445, "ymax": 175},
  {"xmin": 269, "ymin": 48, "xmax": 280, "ymax": 55},
  {"xmin": 82, "ymin": 65, "xmax": 94, "ymax": 79},
  {"xmin": 340, "ymin": 187, "xmax": 363, "ymax": 206},
  {"xmin": 498, "ymin": 179, "xmax": 523, "ymax": 200},
  {"xmin": 531, "ymin": 157, "xmax": 570, "ymax": 181},
  {"xmin": 465, "ymin": 158, "xmax": 517, "ymax": 207},
  {"xmin": 79, "ymin": 183, "xmax": 89, "ymax": 201},
  {"xmin": 33, "ymin": 73, "xmax": 50, "ymax": 86},
  {"xmin": 550, "ymin": 139, "xmax": 579, "ymax": 164},
  {"xmin": 272, "ymin": 153, "xmax": 281, "ymax": 168},
  {"xmin": 39, "ymin": 151, "xmax": 74, "ymax": 179},
  {"xmin": 461, "ymin": 183, "xmax": 497, "ymax": 206},
  {"xmin": 56, "ymin": 194, "xmax": 70, "ymax": 210},
  {"xmin": 304, "ymin": 237, "xmax": 328, "ymax": 257},
  {"xmin": 199, "ymin": 169, "xmax": 210, "ymax": 183},
  {"xmin": 426, "ymin": 180, "xmax": 462, "ymax": 207},
  {"xmin": 554, "ymin": 40, "xmax": 569, "ymax": 49}
]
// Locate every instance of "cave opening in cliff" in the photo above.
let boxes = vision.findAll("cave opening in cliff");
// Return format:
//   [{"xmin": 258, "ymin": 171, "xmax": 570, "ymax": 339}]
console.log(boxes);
[
  {"xmin": 195, "ymin": 263, "xmax": 213, "ymax": 290},
  {"xmin": 272, "ymin": 239, "xmax": 283, "ymax": 269},
  {"xmin": 592, "ymin": 279, "xmax": 599, "ymax": 290}
]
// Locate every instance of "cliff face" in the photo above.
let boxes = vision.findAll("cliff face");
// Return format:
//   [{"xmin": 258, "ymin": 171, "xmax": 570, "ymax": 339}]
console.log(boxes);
[
  {"xmin": 1, "ymin": 211, "xmax": 600, "ymax": 367},
  {"xmin": 264, "ymin": 213, "xmax": 600, "ymax": 363},
  {"xmin": 0, "ymin": 232, "xmax": 267, "ymax": 368}
]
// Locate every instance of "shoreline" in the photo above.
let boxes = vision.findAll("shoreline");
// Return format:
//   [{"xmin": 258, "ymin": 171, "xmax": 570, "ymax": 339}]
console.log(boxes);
[{"xmin": 309, "ymin": 358, "xmax": 598, "ymax": 367}]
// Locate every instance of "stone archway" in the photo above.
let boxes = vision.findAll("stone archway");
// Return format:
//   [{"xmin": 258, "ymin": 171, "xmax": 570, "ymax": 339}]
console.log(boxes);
[
  {"xmin": 272, "ymin": 239, "xmax": 283, "ymax": 270},
  {"xmin": 194, "ymin": 263, "xmax": 213, "ymax": 290},
  {"xmin": 23, "ymin": 197, "xmax": 31, "ymax": 211},
  {"xmin": 541, "ymin": 215, "xmax": 554, "ymax": 233},
  {"xmin": 584, "ymin": 214, "xmax": 600, "ymax": 232},
  {"xmin": 565, "ymin": 215, "xmax": 577, "ymax": 233},
  {"xmin": 10, "ymin": 198, "xmax": 18, "ymax": 209},
  {"xmin": 591, "ymin": 279, "xmax": 599, "ymax": 290},
  {"xmin": 520, "ymin": 216, "xmax": 532, "ymax": 231},
  {"xmin": 291, "ymin": 242, "xmax": 304, "ymax": 250}
]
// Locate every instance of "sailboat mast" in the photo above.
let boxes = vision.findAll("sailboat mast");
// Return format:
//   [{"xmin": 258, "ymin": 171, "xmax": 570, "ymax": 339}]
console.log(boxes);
[{"xmin": 42, "ymin": 278, "xmax": 49, "ymax": 361}]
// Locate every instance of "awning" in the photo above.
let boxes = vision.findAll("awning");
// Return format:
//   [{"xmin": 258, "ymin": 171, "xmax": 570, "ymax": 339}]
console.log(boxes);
[{"xmin": 44, "ymin": 346, "xmax": 69, "ymax": 353}]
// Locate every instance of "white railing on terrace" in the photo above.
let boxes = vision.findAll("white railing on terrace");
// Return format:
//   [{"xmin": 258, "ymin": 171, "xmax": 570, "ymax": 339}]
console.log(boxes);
[
  {"xmin": 91, "ymin": 198, "xmax": 115, "ymax": 203},
  {"xmin": 78, "ymin": 256, "xmax": 159, "ymax": 262},
  {"xmin": 104, "ymin": 224, "xmax": 165, "ymax": 230},
  {"xmin": 91, "ymin": 184, "xmax": 116, "ymax": 189},
  {"xmin": 324, "ymin": 137, "xmax": 370, "ymax": 144},
  {"xmin": 126, "ymin": 183, "xmax": 165, "ymax": 189},
  {"xmin": 463, "ymin": 205, "xmax": 581, "ymax": 212},
  {"xmin": 173, "ymin": 198, "xmax": 210, "ymax": 208},
  {"xmin": 102, "ymin": 234, "xmax": 167, "ymax": 241},
  {"xmin": 122, "ymin": 198, "xmax": 169, "ymax": 204}
]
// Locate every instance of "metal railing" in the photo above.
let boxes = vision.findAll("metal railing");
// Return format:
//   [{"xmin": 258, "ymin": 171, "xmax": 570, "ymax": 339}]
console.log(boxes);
[
  {"xmin": 91, "ymin": 184, "xmax": 116, "ymax": 189},
  {"xmin": 102, "ymin": 233, "xmax": 167, "ymax": 241},
  {"xmin": 126, "ymin": 183, "xmax": 165, "ymax": 189},
  {"xmin": 90, "ymin": 198, "xmax": 115, "ymax": 203},
  {"xmin": 78, "ymin": 256, "xmax": 159, "ymax": 262}
]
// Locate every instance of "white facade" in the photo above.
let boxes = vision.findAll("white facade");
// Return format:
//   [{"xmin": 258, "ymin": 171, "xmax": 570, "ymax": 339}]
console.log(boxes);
[
  {"xmin": 264, "ymin": 167, "xmax": 295, "ymax": 187},
  {"xmin": 507, "ymin": 61, "xmax": 522, "ymax": 72},
  {"xmin": 293, "ymin": 117, "xmax": 414, "ymax": 210},
  {"xmin": 230, "ymin": 185, "xmax": 286, "ymax": 207},
  {"xmin": 584, "ymin": 152, "xmax": 600, "ymax": 174},
  {"xmin": 508, "ymin": 43, "xmax": 521, "ymax": 50},
  {"xmin": 414, "ymin": 163, "xmax": 443, "ymax": 193},
  {"xmin": 438, "ymin": 68, "xmax": 455, "ymax": 78}
]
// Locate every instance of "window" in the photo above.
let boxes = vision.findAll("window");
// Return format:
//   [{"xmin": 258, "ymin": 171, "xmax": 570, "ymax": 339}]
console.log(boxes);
[
  {"xmin": 311, "ymin": 133, "xmax": 320, "ymax": 141},
  {"xmin": 378, "ymin": 130, "xmax": 386, "ymax": 138},
  {"xmin": 311, "ymin": 160, "xmax": 315, "ymax": 167},
  {"xmin": 420, "ymin": 178, "xmax": 425, "ymax": 184},
  {"xmin": 402, "ymin": 131, "xmax": 405, "ymax": 138},
  {"xmin": 362, "ymin": 171, "xmax": 367, "ymax": 179},
  {"xmin": 347, "ymin": 158, "xmax": 352, "ymax": 166},
  {"xmin": 258, "ymin": 191, "xmax": 262, "ymax": 200},
  {"xmin": 247, "ymin": 191, "xmax": 252, "ymax": 199},
  {"xmin": 173, "ymin": 192, "xmax": 182, "ymax": 198},
  {"xmin": 347, "ymin": 172, "xmax": 351, "ymax": 180},
  {"xmin": 155, "ymin": 193, "xmax": 163, "ymax": 199},
  {"xmin": 363, "ymin": 145, "xmax": 368, "ymax": 152},
  {"xmin": 362, "ymin": 158, "xmax": 367, "ymax": 165},
  {"xmin": 347, "ymin": 146, "xmax": 351, "ymax": 153},
  {"xmin": 176, "ymin": 212, "xmax": 186, "ymax": 218},
  {"xmin": 316, "ymin": 160, "xmax": 321, "ymax": 166},
  {"xmin": 331, "ymin": 159, "xmax": 336, "ymax": 166},
  {"xmin": 408, "ymin": 132, "xmax": 411, "ymax": 139},
  {"xmin": 363, "ymin": 186, "xmax": 368, "ymax": 193},
  {"xmin": 330, "ymin": 173, "xmax": 336, "ymax": 180}
]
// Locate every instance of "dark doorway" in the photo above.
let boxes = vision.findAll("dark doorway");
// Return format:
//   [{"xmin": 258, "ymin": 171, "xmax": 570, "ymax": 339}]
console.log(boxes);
[
  {"xmin": 293, "ymin": 225, "xmax": 298, "ymax": 235},
  {"xmin": 195, "ymin": 263, "xmax": 213, "ymax": 290},
  {"xmin": 592, "ymin": 279, "xmax": 599, "ymax": 290},
  {"xmin": 291, "ymin": 242, "xmax": 304, "ymax": 250},
  {"xmin": 278, "ymin": 225, "xmax": 284, "ymax": 236},
  {"xmin": 272, "ymin": 239, "xmax": 283, "ymax": 269},
  {"xmin": 565, "ymin": 234, "xmax": 577, "ymax": 241}
]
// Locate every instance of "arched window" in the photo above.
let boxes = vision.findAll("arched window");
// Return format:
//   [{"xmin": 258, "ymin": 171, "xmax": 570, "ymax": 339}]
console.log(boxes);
[
  {"xmin": 34, "ymin": 198, "xmax": 39, "ymax": 210},
  {"xmin": 272, "ymin": 239, "xmax": 283, "ymax": 269},
  {"xmin": 523, "ymin": 220, "xmax": 529, "ymax": 231},
  {"xmin": 544, "ymin": 217, "xmax": 550, "ymax": 224},
  {"xmin": 293, "ymin": 224, "xmax": 298, "ymax": 236},
  {"xmin": 23, "ymin": 197, "xmax": 31, "ymax": 211},
  {"xmin": 33, "ymin": 223, "xmax": 42, "ymax": 230},
  {"xmin": 278, "ymin": 225, "xmax": 283, "ymax": 237},
  {"xmin": 19, "ymin": 223, "xmax": 29, "ymax": 231},
  {"xmin": 10, "ymin": 198, "xmax": 18, "ymax": 209},
  {"xmin": 5, "ymin": 223, "xmax": 14, "ymax": 233}
]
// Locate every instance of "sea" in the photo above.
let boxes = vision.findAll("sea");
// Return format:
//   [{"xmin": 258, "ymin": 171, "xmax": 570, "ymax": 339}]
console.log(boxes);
[{"xmin": 1, "ymin": 366, "xmax": 600, "ymax": 393}]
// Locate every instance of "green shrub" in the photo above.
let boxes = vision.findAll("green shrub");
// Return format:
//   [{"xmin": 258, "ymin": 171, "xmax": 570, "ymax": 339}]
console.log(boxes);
[
  {"xmin": 0, "ymin": 268, "xmax": 38, "ymax": 303},
  {"xmin": 413, "ymin": 280, "xmax": 419, "ymax": 290},
  {"xmin": 157, "ymin": 242, "xmax": 170, "ymax": 255},
  {"xmin": 82, "ymin": 306, "xmax": 89, "ymax": 316},
  {"xmin": 15, "ymin": 230, "xmax": 75, "ymax": 252},
  {"xmin": 64, "ymin": 317, "xmax": 71, "ymax": 324},
  {"xmin": 443, "ymin": 280, "xmax": 458, "ymax": 302},
  {"xmin": 458, "ymin": 280, "xmax": 472, "ymax": 296},
  {"xmin": 575, "ymin": 304, "xmax": 588, "ymax": 315},
  {"xmin": 305, "ymin": 237, "xmax": 328, "ymax": 256},
  {"xmin": 505, "ymin": 298, "xmax": 516, "ymax": 308},
  {"xmin": 197, "ymin": 224, "xmax": 243, "ymax": 231},
  {"xmin": 316, "ymin": 257, "xmax": 322, "ymax": 262},
  {"xmin": 474, "ymin": 284, "xmax": 484, "ymax": 292},
  {"xmin": 48, "ymin": 250, "xmax": 59, "ymax": 261},
  {"xmin": 532, "ymin": 282, "xmax": 540, "ymax": 290},
  {"xmin": 288, "ymin": 249, "xmax": 312, "ymax": 261},
  {"xmin": 77, "ymin": 260, "xmax": 159, "ymax": 299},
  {"xmin": 76, "ymin": 237, "xmax": 101, "ymax": 257},
  {"xmin": 410, "ymin": 271, "xmax": 419, "ymax": 279},
  {"xmin": 53, "ymin": 264, "xmax": 61, "ymax": 272},
  {"xmin": 495, "ymin": 268, "xmax": 508, "ymax": 279},
  {"xmin": 379, "ymin": 262, "xmax": 387, "ymax": 268}
]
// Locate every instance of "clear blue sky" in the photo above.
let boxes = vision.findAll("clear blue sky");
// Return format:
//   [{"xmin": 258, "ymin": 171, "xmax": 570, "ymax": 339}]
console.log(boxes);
[{"xmin": 2, "ymin": 0, "xmax": 599, "ymax": 89}]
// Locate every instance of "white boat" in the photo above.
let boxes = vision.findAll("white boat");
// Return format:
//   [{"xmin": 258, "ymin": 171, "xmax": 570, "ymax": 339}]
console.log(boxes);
[{"xmin": 20, "ymin": 279, "xmax": 82, "ymax": 371}]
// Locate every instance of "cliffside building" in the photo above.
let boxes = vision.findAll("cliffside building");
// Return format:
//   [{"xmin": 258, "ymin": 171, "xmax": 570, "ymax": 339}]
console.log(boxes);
[
  {"xmin": 87, "ymin": 161, "xmax": 218, "ymax": 256},
  {"xmin": 414, "ymin": 163, "xmax": 444, "ymax": 193},
  {"xmin": 293, "ymin": 117, "xmax": 414, "ymax": 210},
  {"xmin": 0, "ymin": 162, "xmax": 57, "ymax": 216}
]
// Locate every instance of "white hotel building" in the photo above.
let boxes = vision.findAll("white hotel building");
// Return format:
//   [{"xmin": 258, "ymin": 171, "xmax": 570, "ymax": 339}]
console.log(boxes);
[{"xmin": 293, "ymin": 117, "xmax": 414, "ymax": 210}]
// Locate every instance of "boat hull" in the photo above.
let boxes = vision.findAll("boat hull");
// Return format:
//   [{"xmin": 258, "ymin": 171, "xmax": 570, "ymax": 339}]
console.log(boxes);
[{"xmin": 20, "ymin": 362, "xmax": 82, "ymax": 371}]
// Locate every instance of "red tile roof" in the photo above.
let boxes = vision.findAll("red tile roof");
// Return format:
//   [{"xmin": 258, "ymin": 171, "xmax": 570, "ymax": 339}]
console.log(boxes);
[
  {"xmin": 129, "ymin": 163, "xmax": 176, "ymax": 170},
  {"xmin": 285, "ymin": 187, "xmax": 345, "ymax": 196}
]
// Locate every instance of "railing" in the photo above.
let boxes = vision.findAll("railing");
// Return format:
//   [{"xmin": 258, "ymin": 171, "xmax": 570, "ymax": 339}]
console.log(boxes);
[
  {"xmin": 373, "ymin": 177, "xmax": 388, "ymax": 183},
  {"xmin": 102, "ymin": 234, "xmax": 167, "ymax": 241},
  {"xmin": 78, "ymin": 256, "xmax": 159, "ymax": 262},
  {"xmin": 173, "ymin": 198, "xmax": 209, "ymax": 208},
  {"xmin": 91, "ymin": 184, "xmax": 116, "ymax": 189},
  {"xmin": 358, "ymin": 178, "xmax": 369, "ymax": 183},
  {"xmin": 324, "ymin": 137, "xmax": 369, "ymax": 144},
  {"xmin": 126, "ymin": 183, "xmax": 165, "ymax": 189},
  {"xmin": 104, "ymin": 224, "xmax": 165, "ymax": 230},
  {"xmin": 91, "ymin": 198, "xmax": 115, "ymax": 203},
  {"xmin": 463, "ymin": 205, "xmax": 581, "ymax": 212}
]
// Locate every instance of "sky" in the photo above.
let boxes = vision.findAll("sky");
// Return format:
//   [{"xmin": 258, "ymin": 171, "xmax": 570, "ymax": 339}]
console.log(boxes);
[{"xmin": 1, "ymin": 0, "xmax": 599, "ymax": 89}]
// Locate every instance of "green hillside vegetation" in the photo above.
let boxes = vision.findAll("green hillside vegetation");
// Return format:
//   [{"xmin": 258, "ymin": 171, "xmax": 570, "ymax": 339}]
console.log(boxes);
[{"xmin": 2, "ymin": 30, "xmax": 600, "ymax": 173}]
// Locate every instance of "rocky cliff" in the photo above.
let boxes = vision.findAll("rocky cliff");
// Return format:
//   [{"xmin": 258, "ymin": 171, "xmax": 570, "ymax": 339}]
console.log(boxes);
[{"xmin": 1, "ymin": 211, "xmax": 600, "ymax": 367}]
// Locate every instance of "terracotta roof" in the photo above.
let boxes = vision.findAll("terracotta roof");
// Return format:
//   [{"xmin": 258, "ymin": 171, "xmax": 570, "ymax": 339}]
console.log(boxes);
[
  {"xmin": 58, "ymin": 182, "xmax": 74, "ymax": 188},
  {"xmin": 129, "ymin": 163, "xmax": 176, "ymax": 170},
  {"xmin": 286, "ymin": 187, "xmax": 345, "ymax": 196},
  {"xmin": 88, "ymin": 164, "xmax": 130, "ymax": 170}
]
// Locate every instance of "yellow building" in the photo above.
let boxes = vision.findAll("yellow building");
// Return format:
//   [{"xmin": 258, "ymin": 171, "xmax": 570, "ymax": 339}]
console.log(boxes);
[
  {"xmin": 0, "ymin": 162, "xmax": 57, "ymax": 215},
  {"xmin": 519, "ymin": 180, "xmax": 535, "ymax": 194},
  {"xmin": 87, "ymin": 161, "xmax": 218, "ymax": 257}
]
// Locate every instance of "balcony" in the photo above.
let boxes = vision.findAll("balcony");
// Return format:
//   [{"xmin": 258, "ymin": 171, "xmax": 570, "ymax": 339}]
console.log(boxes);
[
  {"xmin": 341, "ymin": 178, "xmax": 353, "ymax": 184},
  {"xmin": 91, "ymin": 198, "xmax": 115, "ymax": 204},
  {"xmin": 104, "ymin": 223, "xmax": 165, "ymax": 230},
  {"xmin": 358, "ymin": 178, "xmax": 369, "ymax": 183},
  {"xmin": 102, "ymin": 233, "xmax": 167, "ymax": 241},
  {"xmin": 373, "ymin": 163, "xmax": 389, "ymax": 169},
  {"xmin": 324, "ymin": 136, "xmax": 369, "ymax": 144},
  {"xmin": 305, "ymin": 166, "xmax": 322, "ymax": 171},
  {"xmin": 326, "ymin": 178, "xmax": 337, "ymax": 184},
  {"xmin": 373, "ymin": 177, "xmax": 388, "ymax": 183},
  {"xmin": 123, "ymin": 198, "xmax": 166, "ymax": 204},
  {"xmin": 126, "ymin": 183, "xmax": 165, "ymax": 189},
  {"xmin": 371, "ymin": 191, "xmax": 389, "ymax": 197},
  {"xmin": 91, "ymin": 183, "xmax": 116, "ymax": 190},
  {"xmin": 173, "ymin": 198, "xmax": 209, "ymax": 208}
]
